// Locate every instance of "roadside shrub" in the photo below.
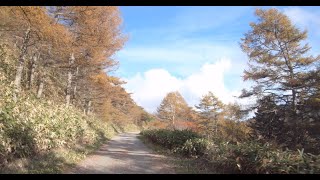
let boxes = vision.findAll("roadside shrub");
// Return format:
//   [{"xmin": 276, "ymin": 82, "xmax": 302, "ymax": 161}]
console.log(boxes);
[
  {"xmin": 142, "ymin": 129, "xmax": 320, "ymax": 174},
  {"xmin": 141, "ymin": 129, "xmax": 201, "ymax": 149},
  {"xmin": 0, "ymin": 92, "xmax": 119, "ymax": 168},
  {"xmin": 206, "ymin": 141, "xmax": 320, "ymax": 174},
  {"xmin": 175, "ymin": 138, "xmax": 212, "ymax": 157}
]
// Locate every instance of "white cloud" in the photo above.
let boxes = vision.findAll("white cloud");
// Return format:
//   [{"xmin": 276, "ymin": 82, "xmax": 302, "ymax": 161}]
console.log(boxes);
[
  {"xmin": 124, "ymin": 58, "xmax": 247, "ymax": 113},
  {"xmin": 124, "ymin": 69, "xmax": 182, "ymax": 113}
]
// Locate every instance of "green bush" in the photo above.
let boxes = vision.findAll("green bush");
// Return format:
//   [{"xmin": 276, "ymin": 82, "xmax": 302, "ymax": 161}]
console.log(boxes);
[
  {"xmin": 141, "ymin": 129, "xmax": 201, "ymax": 150},
  {"xmin": 175, "ymin": 138, "xmax": 212, "ymax": 157},
  {"xmin": 141, "ymin": 129, "xmax": 320, "ymax": 174},
  {"xmin": 206, "ymin": 141, "xmax": 320, "ymax": 174}
]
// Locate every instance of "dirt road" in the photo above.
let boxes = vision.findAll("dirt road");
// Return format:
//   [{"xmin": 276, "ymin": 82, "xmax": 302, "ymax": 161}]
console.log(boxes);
[{"xmin": 68, "ymin": 132, "xmax": 174, "ymax": 174}]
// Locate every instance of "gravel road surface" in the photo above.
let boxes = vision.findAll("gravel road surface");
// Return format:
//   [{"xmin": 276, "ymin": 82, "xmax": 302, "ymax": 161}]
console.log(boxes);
[{"xmin": 68, "ymin": 132, "xmax": 174, "ymax": 174}]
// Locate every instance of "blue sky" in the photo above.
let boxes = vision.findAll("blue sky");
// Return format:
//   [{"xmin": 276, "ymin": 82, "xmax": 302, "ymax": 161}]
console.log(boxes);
[{"xmin": 113, "ymin": 6, "xmax": 320, "ymax": 113}]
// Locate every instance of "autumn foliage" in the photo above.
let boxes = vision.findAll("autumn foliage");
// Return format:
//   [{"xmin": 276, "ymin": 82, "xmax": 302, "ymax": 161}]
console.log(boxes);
[{"xmin": 0, "ymin": 6, "xmax": 147, "ymax": 172}]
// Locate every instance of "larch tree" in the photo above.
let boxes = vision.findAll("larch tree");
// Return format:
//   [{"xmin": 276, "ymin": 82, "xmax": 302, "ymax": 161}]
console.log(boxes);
[
  {"xmin": 157, "ymin": 91, "xmax": 189, "ymax": 129},
  {"xmin": 240, "ymin": 8, "xmax": 319, "ymax": 110},
  {"xmin": 48, "ymin": 6, "xmax": 126, "ymax": 109},
  {"xmin": 221, "ymin": 103, "xmax": 246, "ymax": 142},
  {"xmin": 0, "ymin": 6, "xmax": 73, "ymax": 101},
  {"xmin": 240, "ymin": 8, "xmax": 320, "ymax": 148},
  {"xmin": 0, "ymin": 6, "xmax": 138, "ymax": 124},
  {"xmin": 0, "ymin": 7, "xmax": 44, "ymax": 101},
  {"xmin": 195, "ymin": 91, "xmax": 224, "ymax": 137}
]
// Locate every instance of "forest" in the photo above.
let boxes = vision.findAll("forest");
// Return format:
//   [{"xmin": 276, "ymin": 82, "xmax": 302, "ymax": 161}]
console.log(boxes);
[
  {"xmin": 0, "ymin": 7, "xmax": 320, "ymax": 174},
  {"xmin": 0, "ymin": 6, "xmax": 148, "ymax": 173}
]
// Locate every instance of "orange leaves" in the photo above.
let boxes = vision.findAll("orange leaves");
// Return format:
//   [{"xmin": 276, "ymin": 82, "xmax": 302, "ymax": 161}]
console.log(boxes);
[
  {"xmin": 175, "ymin": 121, "xmax": 199, "ymax": 131},
  {"xmin": 196, "ymin": 91, "xmax": 224, "ymax": 114},
  {"xmin": 0, "ymin": 6, "xmax": 143, "ymax": 130},
  {"xmin": 240, "ymin": 8, "xmax": 319, "ymax": 119},
  {"xmin": 157, "ymin": 91, "xmax": 189, "ymax": 122},
  {"xmin": 147, "ymin": 120, "xmax": 169, "ymax": 130},
  {"xmin": 90, "ymin": 73, "xmax": 108, "ymax": 84}
]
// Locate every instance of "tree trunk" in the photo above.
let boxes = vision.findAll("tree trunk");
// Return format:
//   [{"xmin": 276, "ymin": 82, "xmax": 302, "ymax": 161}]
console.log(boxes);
[
  {"xmin": 28, "ymin": 53, "xmax": 38, "ymax": 90},
  {"xmin": 13, "ymin": 64, "xmax": 24, "ymax": 102},
  {"xmin": 84, "ymin": 99, "xmax": 92, "ymax": 115},
  {"xmin": 66, "ymin": 53, "xmax": 74, "ymax": 106},
  {"xmin": 171, "ymin": 104, "xmax": 176, "ymax": 129},
  {"xmin": 13, "ymin": 27, "xmax": 31, "ymax": 102},
  {"xmin": 287, "ymin": 64, "xmax": 297, "ymax": 113},
  {"xmin": 72, "ymin": 86, "xmax": 77, "ymax": 104},
  {"xmin": 37, "ymin": 80, "xmax": 44, "ymax": 98},
  {"xmin": 215, "ymin": 119, "xmax": 218, "ymax": 136},
  {"xmin": 72, "ymin": 66, "xmax": 79, "ymax": 104},
  {"xmin": 231, "ymin": 121, "xmax": 235, "ymax": 142},
  {"xmin": 84, "ymin": 100, "xmax": 88, "ymax": 115},
  {"xmin": 86, "ymin": 100, "xmax": 92, "ymax": 115},
  {"xmin": 276, "ymin": 33, "xmax": 297, "ymax": 113},
  {"xmin": 88, "ymin": 101, "xmax": 92, "ymax": 115},
  {"xmin": 172, "ymin": 115, "xmax": 175, "ymax": 129}
]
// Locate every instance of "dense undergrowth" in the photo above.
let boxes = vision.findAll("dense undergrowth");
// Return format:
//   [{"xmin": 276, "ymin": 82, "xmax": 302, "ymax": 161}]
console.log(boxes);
[
  {"xmin": 0, "ymin": 39, "xmax": 140, "ymax": 173},
  {"xmin": 141, "ymin": 129, "xmax": 320, "ymax": 174},
  {"xmin": 0, "ymin": 86, "xmax": 138, "ymax": 173}
]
